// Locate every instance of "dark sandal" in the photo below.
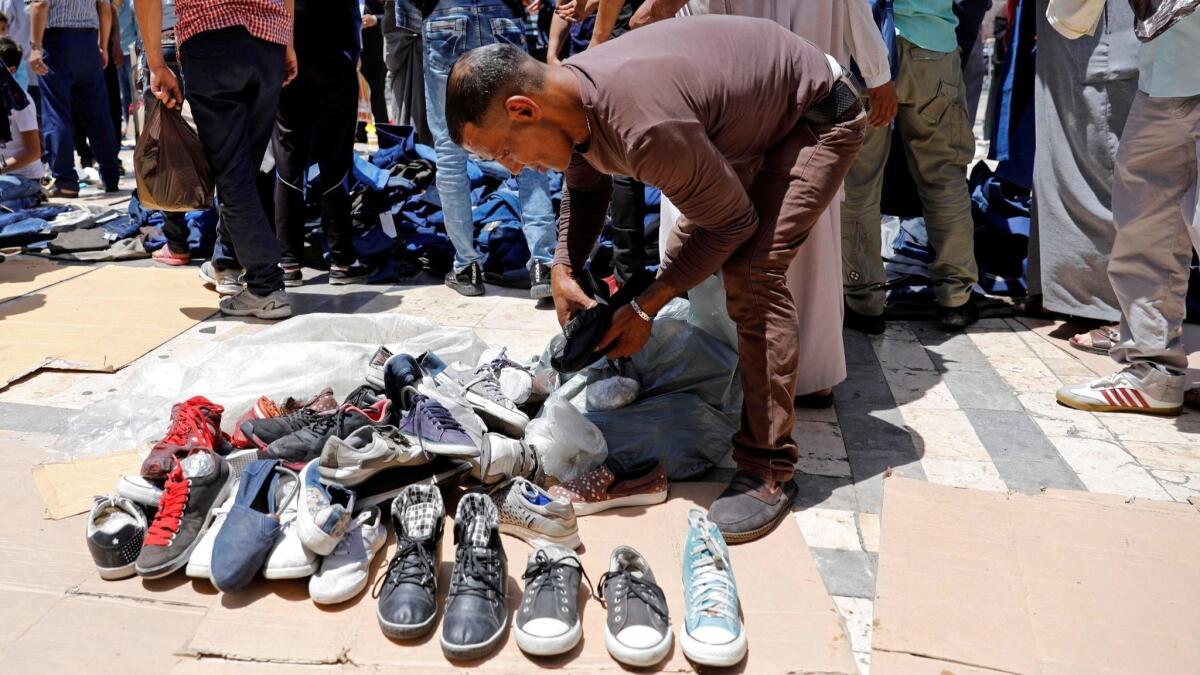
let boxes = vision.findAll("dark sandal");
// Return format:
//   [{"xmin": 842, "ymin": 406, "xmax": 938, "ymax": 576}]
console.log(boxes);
[{"xmin": 1069, "ymin": 325, "xmax": 1118, "ymax": 355}]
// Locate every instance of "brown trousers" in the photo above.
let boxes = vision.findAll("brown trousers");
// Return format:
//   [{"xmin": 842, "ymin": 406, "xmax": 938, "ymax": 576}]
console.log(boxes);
[{"xmin": 663, "ymin": 111, "xmax": 867, "ymax": 483}]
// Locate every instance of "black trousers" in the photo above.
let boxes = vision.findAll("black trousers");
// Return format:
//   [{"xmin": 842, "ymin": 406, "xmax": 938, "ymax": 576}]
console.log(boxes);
[
  {"xmin": 181, "ymin": 26, "xmax": 286, "ymax": 295},
  {"xmin": 361, "ymin": 26, "xmax": 389, "ymax": 129},
  {"xmin": 272, "ymin": 53, "xmax": 359, "ymax": 268},
  {"xmin": 610, "ymin": 174, "xmax": 653, "ymax": 285}
]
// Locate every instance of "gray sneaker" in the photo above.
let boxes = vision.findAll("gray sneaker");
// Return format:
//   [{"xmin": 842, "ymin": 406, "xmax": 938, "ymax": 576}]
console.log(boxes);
[
  {"xmin": 319, "ymin": 425, "xmax": 429, "ymax": 486},
  {"xmin": 472, "ymin": 432, "xmax": 543, "ymax": 485},
  {"xmin": 219, "ymin": 288, "xmax": 292, "ymax": 320},
  {"xmin": 199, "ymin": 260, "xmax": 244, "ymax": 296}
]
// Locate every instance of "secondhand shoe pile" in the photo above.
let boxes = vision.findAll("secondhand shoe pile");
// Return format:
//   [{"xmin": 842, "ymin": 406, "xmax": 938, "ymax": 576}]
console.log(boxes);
[{"xmin": 83, "ymin": 346, "xmax": 746, "ymax": 667}]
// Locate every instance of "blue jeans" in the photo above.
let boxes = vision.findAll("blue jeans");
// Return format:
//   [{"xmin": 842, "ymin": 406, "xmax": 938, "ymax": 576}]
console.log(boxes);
[
  {"xmin": 423, "ymin": 0, "xmax": 555, "ymax": 273},
  {"xmin": 39, "ymin": 29, "xmax": 122, "ymax": 192}
]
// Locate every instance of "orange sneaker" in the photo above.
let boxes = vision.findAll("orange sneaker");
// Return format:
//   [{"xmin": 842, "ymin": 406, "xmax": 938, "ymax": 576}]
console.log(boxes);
[{"xmin": 152, "ymin": 247, "xmax": 191, "ymax": 266}]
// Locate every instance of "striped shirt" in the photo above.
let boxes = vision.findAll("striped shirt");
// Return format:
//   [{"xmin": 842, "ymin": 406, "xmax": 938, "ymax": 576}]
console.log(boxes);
[
  {"xmin": 174, "ymin": 0, "xmax": 291, "ymax": 46},
  {"xmin": 48, "ymin": 0, "xmax": 109, "ymax": 30}
]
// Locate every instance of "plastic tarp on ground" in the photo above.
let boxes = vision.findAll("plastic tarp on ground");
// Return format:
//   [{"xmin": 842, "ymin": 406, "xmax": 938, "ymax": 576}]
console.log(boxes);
[{"xmin": 54, "ymin": 313, "xmax": 488, "ymax": 461}]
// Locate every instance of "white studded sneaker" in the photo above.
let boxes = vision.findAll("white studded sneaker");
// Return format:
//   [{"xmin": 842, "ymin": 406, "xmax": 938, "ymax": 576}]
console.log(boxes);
[
  {"xmin": 1057, "ymin": 369, "xmax": 1183, "ymax": 416},
  {"xmin": 488, "ymin": 477, "xmax": 580, "ymax": 549},
  {"xmin": 310, "ymin": 506, "xmax": 386, "ymax": 605},
  {"xmin": 514, "ymin": 545, "xmax": 588, "ymax": 656},
  {"xmin": 219, "ymin": 288, "xmax": 292, "ymax": 320},
  {"xmin": 86, "ymin": 495, "xmax": 148, "ymax": 580}
]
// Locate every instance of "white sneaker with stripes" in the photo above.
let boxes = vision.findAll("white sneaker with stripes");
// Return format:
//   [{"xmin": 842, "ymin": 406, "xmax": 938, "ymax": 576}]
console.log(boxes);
[{"xmin": 1056, "ymin": 371, "xmax": 1182, "ymax": 416}]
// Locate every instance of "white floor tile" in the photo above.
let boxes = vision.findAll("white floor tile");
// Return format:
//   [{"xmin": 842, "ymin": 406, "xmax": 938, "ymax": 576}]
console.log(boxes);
[{"xmin": 794, "ymin": 508, "xmax": 862, "ymax": 551}]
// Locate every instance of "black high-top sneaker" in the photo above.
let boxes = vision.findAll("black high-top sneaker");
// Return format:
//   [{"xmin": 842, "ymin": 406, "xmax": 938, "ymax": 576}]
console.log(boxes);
[
  {"xmin": 440, "ymin": 492, "xmax": 507, "ymax": 660},
  {"xmin": 375, "ymin": 484, "xmax": 445, "ymax": 639}
]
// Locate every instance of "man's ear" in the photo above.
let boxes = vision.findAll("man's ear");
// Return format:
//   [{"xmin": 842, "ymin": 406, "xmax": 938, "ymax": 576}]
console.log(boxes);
[{"xmin": 504, "ymin": 95, "xmax": 542, "ymax": 124}]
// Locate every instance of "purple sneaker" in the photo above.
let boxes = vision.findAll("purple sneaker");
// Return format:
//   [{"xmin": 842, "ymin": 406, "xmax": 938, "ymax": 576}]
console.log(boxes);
[{"xmin": 397, "ymin": 393, "xmax": 477, "ymax": 457}]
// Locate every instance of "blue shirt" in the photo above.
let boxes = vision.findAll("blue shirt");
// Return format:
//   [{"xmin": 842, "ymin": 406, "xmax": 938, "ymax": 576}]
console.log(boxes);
[
  {"xmin": 48, "ymin": 0, "xmax": 110, "ymax": 29},
  {"xmin": 1139, "ymin": 11, "xmax": 1200, "ymax": 98},
  {"xmin": 118, "ymin": 0, "xmax": 138, "ymax": 52},
  {"xmin": 894, "ymin": 0, "xmax": 959, "ymax": 53}
]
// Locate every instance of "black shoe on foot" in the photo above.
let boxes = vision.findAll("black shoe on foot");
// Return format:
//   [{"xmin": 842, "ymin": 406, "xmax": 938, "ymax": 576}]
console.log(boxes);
[
  {"xmin": 445, "ymin": 262, "xmax": 485, "ymax": 297},
  {"xmin": 281, "ymin": 266, "xmax": 302, "ymax": 288},
  {"xmin": 707, "ymin": 471, "xmax": 797, "ymax": 545},
  {"xmin": 844, "ymin": 304, "xmax": 885, "ymax": 335},
  {"xmin": 529, "ymin": 261, "xmax": 552, "ymax": 300},
  {"xmin": 794, "ymin": 391, "xmax": 835, "ymax": 409},
  {"xmin": 440, "ymin": 492, "xmax": 507, "ymax": 660},
  {"xmin": 375, "ymin": 484, "xmax": 444, "ymax": 639},
  {"xmin": 937, "ymin": 297, "xmax": 979, "ymax": 332},
  {"xmin": 330, "ymin": 261, "xmax": 371, "ymax": 285}
]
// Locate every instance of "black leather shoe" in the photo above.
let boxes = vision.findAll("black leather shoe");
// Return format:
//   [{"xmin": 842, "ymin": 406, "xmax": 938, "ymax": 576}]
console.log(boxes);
[
  {"xmin": 529, "ymin": 261, "xmax": 552, "ymax": 300},
  {"xmin": 937, "ymin": 297, "xmax": 979, "ymax": 332},
  {"xmin": 844, "ymin": 304, "xmax": 885, "ymax": 335},
  {"xmin": 441, "ymin": 493, "xmax": 508, "ymax": 660},
  {"xmin": 445, "ymin": 262, "xmax": 485, "ymax": 297},
  {"xmin": 375, "ymin": 485, "xmax": 444, "ymax": 640},
  {"xmin": 708, "ymin": 471, "xmax": 797, "ymax": 545}
]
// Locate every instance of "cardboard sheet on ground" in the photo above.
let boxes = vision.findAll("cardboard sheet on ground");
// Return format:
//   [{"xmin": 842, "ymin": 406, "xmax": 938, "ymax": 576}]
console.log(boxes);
[
  {"xmin": 30, "ymin": 450, "xmax": 143, "ymax": 519},
  {"xmin": 181, "ymin": 482, "xmax": 857, "ymax": 673},
  {"xmin": 0, "ymin": 257, "xmax": 92, "ymax": 304},
  {"xmin": 0, "ymin": 264, "xmax": 217, "ymax": 389},
  {"xmin": 872, "ymin": 476, "xmax": 1200, "ymax": 675}
]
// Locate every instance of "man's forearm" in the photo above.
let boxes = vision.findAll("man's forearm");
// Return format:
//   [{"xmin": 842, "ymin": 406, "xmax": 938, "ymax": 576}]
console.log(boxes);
[
  {"xmin": 98, "ymin": 2, "xmax": 112, "ymax": 50},
  {"xmin": 629, "ymin": 0, "xmax": 686, "ymax": 29},
  {"xmin": 30, "ymin": 1, "xmax": 47, "ymax": 46},
  {"xmin": 134, "ymin": 0, "xmax": 164, "ymax": 65},
  {"xmin": 553, "ymin": 181, "xmax": 612, "ymax": 272},
  {"xmin": 590, "ymin": 0, "xmax": 623, "ymax": 44},
  {"xmin": 548, "ymin": 12, "xmax": 568, "ymax": 62}
]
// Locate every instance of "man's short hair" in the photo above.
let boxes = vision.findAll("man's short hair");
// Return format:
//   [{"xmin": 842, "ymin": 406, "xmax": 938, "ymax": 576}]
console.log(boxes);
[
  {"xmin": 0, "ymin": 11, "xmax": 9, "ymax": 27},
  {"xmin": 0, "ymin": 37, "xmax": 21, "ymax": 70},
  {"xmin": 446, "ymin": 43, "xmax": 543, "ymax": 145}
]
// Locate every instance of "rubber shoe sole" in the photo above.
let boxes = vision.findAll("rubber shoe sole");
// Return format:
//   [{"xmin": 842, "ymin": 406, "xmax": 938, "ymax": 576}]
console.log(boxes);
[
  {"xmin": 378, "ymin": 607, "xmax": 439, "ymax": 640},
  {"xmin": 96, "ymin": 561, "xmax": 138, "ymax": 581},
  {"xmin": 571, "ymin": 489, "xmax": 668, "ymax": 517},
  {"xmin": 718, "ymin": 481, "xmax": 797, "ymax": 545},
  {"xmin": 440, "ymin": 615, "xmax": 508, "ymax": 660},
  {"xmin": 680, "ymin": 626, "xmax": 748, "ymax": 667},
  {"xmin": 604, "ymin": 624, "xmax": 673, "ymax": 668},
  {"xmin": 1055, "ymin": 390, "xmax": 1182, "ymax": 416},
  {"xmin": 515, "ymin": 618, "xmax": 582, "ymax": 656},
  {"xmin": 499, "ymin": 522, "xmax": 581, "ymax": 550}
]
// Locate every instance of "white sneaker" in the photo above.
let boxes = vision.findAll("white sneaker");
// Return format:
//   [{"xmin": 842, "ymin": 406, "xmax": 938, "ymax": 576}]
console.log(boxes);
[
  {"xmin": 116, "ymin": 475, "xmax": 163, "ymax": 508},
  {"xmin": 297, "ymin": 459, "xmax": 355, "ymax": 556},
  {"xmin": 319, "ymin": 425, "xmax": 428, "ymax": 487},
  {"xmin": 219, "ymin": 288, "xmax": 292, "ymax": 320},
  {"xmin": 85, "ymin": 495, "xmax": 147, "ymax": 580},
  {"xmin": 472, "ymin": 432, "xmax": 543, "ymax": 485},
  {"xmin": 309, "ymin": 507, "xmax": 386, "ymax": 605},
  {"xmin": 199, "ymin": 260, "xmax": 244, "ymax": 296},
  {"xmin": 186, "ymin": 490, "xmax": 237, "ymax": 580},
  {"xmin": 489, "ymin": 477, "xmax": 580, "ymax": 549},
  {"xmin": 263, "ymin": 472, "xmax": 319, "ymax": 579},
  {"xmin": 1056, "ymin": 370, "xmax": 1183, "ymax": 416},
  {"xmin": 478, "ymin": 347, "xmax": 534, "ymax": 405}
]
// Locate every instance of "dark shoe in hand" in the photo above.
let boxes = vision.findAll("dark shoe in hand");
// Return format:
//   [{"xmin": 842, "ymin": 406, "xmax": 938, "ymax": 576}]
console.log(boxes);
[
  {"xmin": 844, "ymin": 304, "xmax": 884, "ymax": 335},
  {"xmin": 707, "ymin": 471, "xmax": 797, "ymax": 544},
  {"xmin": 937, "ymin": 297, "xmax": 979, "ymax": 332}
]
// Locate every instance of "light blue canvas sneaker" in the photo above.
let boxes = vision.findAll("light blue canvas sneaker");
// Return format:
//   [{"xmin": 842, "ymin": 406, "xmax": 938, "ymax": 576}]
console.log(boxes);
[{"xmin": 681, "ymin": 507, "xmax": 748, "ymax": 667}]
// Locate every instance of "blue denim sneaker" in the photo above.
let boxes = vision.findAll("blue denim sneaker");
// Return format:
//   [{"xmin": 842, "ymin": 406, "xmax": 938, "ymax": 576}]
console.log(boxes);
[
  {"xmin": 397, "ymin": 390, "xmax": 477, "ymax": 457},
  {"xmin": 680, "ymin": 508, "xmax": 747, "ymax": 667},
  {"xmin": 297, "ymin": 458, "xmax": 355, "ymax": 556},
  {"xmin": 210, "ymin": 460, "xmax": 298, "ymax": 593}
]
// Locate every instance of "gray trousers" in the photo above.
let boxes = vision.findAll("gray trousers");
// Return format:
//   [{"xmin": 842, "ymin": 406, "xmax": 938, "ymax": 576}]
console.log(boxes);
[
  {"xmin": 841, "ymin": 38, "xmax": 978, "ymax": 315},
  {"xmin": 1108, "ymin": 91, "xmax": 1199, "ymax": 400}
]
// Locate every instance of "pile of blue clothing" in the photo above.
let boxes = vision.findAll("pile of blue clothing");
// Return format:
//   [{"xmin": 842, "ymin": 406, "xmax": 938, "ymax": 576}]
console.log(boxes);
[{"xmin": 0, "ymin": 205, "xmax": 71, "ymax": 248}]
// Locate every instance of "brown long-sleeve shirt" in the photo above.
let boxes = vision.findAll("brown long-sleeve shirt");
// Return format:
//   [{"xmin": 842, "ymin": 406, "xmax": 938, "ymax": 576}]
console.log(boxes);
[{"xmin": 554, "ymin": 14, "xmax": 835, "ymax": 292}]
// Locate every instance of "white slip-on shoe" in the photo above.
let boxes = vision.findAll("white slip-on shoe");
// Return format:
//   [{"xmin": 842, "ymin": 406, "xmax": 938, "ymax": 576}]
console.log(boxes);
[
  {"xmin": 296, "ymin": 459, "xmax": 355, "ymax": 556},
  {"xmin": 263, "ymin": 472, "xmax": 320, "ymax": 579}
]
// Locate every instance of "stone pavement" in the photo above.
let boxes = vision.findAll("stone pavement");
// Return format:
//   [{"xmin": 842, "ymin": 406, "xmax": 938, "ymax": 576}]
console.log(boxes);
[{"xmin": 3, "ymin": 254, "xmax": 1200, "ymax": 673}]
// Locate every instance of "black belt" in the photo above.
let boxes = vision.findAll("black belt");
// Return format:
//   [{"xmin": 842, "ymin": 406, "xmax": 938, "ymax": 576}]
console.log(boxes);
[
  {"xmin": 45, "ymin": 27, "xmax": 98, "ymax": 34},
  {"xmin": 801, "ymin": 78, "xmax": 863, "ymax": 126}
]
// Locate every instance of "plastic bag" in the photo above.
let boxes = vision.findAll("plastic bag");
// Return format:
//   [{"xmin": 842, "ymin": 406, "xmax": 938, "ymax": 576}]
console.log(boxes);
[
  {"xmin": 585, "ymin": 361, "xmax": 640, "ymax": 411},
  {"xmin": 134, "ymin": 98, "xmax": 214, "ymax": 212},
  {"xmin": 525, "ymin": 397, "xmax": 607, "ymax": 482}
]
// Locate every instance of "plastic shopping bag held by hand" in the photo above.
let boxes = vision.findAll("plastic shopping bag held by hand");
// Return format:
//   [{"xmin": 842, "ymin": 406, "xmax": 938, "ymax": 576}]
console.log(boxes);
[{"xmin": 134, "ymin": 99, "xmax": 214, "ymax": 212}]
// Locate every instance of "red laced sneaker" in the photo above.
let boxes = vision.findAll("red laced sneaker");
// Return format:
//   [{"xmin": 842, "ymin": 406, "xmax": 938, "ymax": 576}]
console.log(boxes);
[
  {"xmin": 134, "ymin": 451, "xmax": 233, "ymax": 578},
  {"xmin": 143, "ymin": 462, "xmax": 190, "ymax": 548},
  {"xmin": 140, "ymin": 396, "xmax": 230, "ymax": 482}
]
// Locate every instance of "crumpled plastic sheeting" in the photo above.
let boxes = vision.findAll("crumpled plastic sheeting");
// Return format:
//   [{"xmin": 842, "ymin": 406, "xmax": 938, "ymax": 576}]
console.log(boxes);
[
  {"xmin": 53, "ymin": 313, "xmax": 487, "ymax": 460},
  {"xmin": 536, "ymin": 299, "xmax": 741, "ymax": 480},
  {"xmin": 525, "ymin": 396, "xmax": 608, "ymax": 482}
]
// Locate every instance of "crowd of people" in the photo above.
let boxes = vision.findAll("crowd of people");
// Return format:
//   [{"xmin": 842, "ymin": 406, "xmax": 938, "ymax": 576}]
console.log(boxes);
[{"xmin": 5, "ymin": 0, "xmax": 1198, "ymax": 535}]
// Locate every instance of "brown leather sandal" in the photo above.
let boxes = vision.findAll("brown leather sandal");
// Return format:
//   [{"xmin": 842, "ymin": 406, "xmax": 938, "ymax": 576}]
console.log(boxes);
[{"xmin": 1069, "ymin": 324, "xmax": 1119, "ymax": 355}]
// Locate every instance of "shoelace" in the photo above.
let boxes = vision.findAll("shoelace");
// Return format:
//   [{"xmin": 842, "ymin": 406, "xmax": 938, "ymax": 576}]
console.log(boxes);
[
  {"xmin": 687, "ymin": 522, "xmax": 738, "ymax": 623},
  {"xmin": 523, "ymin": 550, "xmax": 592, "ymax": 600},
  {"xmin": 304, "ymin": 410, "xmax": 344, "ymax": 437},
  {"xmin": 596, "ymin": 569, "xmax": 669, "ymax": 621},
  {"xmin": 143, "ymin": 463, "xmax": 189, "ymax": 546},
  {"xmin": 160, "ymin": 404, "xmax": 212, "ymax": 447},
  {"xmin": 411, "ymin": 395, "xmax": 464, "ymax": 434},
  {"xmin": 372, "ymin": 536, "xmax": 437, "ymax": 598},
  {"xmin": 450, "ymin": 543, "xmax": 505, "ymax": 601}
]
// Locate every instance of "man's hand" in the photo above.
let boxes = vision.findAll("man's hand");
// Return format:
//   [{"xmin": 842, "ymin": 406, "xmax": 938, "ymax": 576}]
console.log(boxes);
[
  {"xmin": 866, "ymin": 81, "xmax": 898, "ymax": 127},
  {"xmin": 597, "ymin": 304, "xmax": 651, "ymax": 359},
  {"xmin": 284, "ymin": 45, "xmax": 298, "ymax": 86},
  {"xmin": 362, "ymin": 13, "xmax": 377, "ymax": 28},
  {"xmin": 524, "ymin": 0, "xmax": 541, "ymax": 13},
  {"xmin": 551, "ymin": 264, "xmax": 597, "ymax": 326},
  {"xmin": 29, "ymin": 48, "xmax": 47, "ymax": 76},
  {"xmin": 555, "ymin": 0, "xmax": 583, "ymax": 21},
  {"xmin": 99, "ymin": 44, "xmax": 109, "ymax": 69},
  {"xmin": 149, "ymin": 63, "xmax": 182, "ymax": 108}
]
